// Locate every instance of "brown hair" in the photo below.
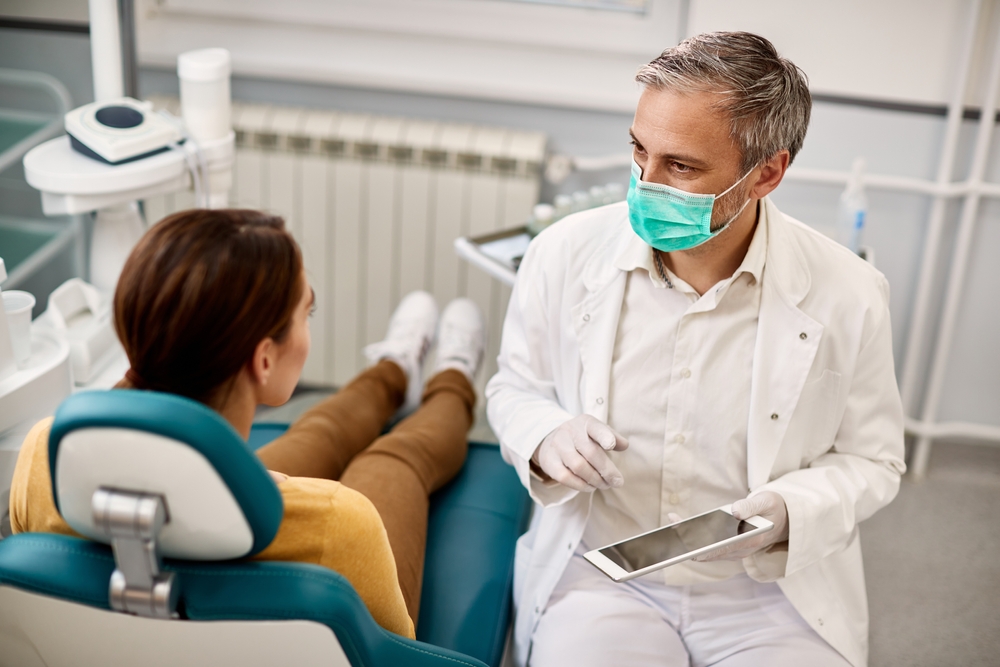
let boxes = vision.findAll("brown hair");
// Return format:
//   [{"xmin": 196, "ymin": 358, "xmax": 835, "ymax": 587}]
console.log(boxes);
[{"xmin": 114, "ymin": 209, "xmax": 304, "ymax": 407}]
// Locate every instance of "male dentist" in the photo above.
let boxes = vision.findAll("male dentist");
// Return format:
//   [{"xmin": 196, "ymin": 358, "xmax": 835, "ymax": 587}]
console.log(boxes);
[{"xmin": 486, "ymin": 32, "xmax": 905, "ymax": 667}]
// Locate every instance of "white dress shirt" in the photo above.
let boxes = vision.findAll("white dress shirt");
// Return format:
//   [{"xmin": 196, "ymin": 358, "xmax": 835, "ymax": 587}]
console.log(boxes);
[{"xmin": 582, "ymin": 205, "xmax": 768, "ymax": 584}]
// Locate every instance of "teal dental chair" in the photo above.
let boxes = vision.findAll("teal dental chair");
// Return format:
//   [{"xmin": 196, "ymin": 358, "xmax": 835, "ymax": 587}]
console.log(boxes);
[{"xmin": 0, "ymin": 390, "xmax": 530, "ymax": 667}]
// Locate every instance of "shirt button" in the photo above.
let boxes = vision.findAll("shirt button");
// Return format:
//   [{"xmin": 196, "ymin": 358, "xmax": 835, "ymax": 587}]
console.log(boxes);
[
  {"xmin": 669, "ymin": 493, "xmax": 680, "ymax": 505},
  {"xmin": 674, "ymin": 434, "xmax": 685, "ymax": 444},
  {"xmin": 680, "ymin": 368, "xmax": 691, "ymax": 379},
  {"xmin": 583, "ymin": 314, "xmax": 591, "ymax": 322},
  {"xmin": 596, "ymin": 397, "xmax": 604, "ymax": 405},
  {"xmin": 799, "ymin": 332, "xmax": 808, "ymax": 340},
  {"xmin": 770, "ymin": 413, "xmax": 779, "ymax": 420}
]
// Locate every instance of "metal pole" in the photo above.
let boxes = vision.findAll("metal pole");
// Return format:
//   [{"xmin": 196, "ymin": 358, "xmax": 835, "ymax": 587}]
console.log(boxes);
[
  {"xmin": 118, "ymin": 0, "xmax": 138, "ymax": 98},
  {"xmin": 910, "ymin": 14, "xmax": 1000, "ymax": 479},
  {"xmin": 897, "ymin": 0, "xmax": 982, "ymax": 481},
  {"xmin": 89, "ymin": 0, "xmax": 124, "ymax": 101},
  {"xmin": 897, "ymin": 0, "xmax": 982, "ymax": 420}
]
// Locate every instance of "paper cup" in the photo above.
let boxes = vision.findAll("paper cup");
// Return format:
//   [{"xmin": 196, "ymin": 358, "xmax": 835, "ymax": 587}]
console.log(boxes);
[{"xmin": 3, "ymin": 290, "xmax": 36, "ymax": 367}]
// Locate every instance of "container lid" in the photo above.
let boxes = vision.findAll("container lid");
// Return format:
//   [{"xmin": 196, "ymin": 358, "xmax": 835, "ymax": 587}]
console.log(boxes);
[{"xmin": 178, "ymin": 48, "xmax": 231, "ymax": 83}]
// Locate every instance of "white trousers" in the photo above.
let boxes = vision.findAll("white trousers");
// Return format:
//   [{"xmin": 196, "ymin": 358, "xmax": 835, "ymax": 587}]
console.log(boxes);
[{"xmin": 529, "ymin": 550, "xmax": 851, "ymax": 667}]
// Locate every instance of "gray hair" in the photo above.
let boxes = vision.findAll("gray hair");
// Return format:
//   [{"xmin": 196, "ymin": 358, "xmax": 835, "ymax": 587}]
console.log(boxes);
[{"xmin": 636, "ymin": 32, "xmax": 811, "ymax": 172}]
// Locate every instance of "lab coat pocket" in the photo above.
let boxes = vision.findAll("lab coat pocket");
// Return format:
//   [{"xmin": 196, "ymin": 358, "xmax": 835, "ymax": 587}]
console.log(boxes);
[{"xmin": 787, "ymin": 369, "xmax": 842, "ymax": 464}]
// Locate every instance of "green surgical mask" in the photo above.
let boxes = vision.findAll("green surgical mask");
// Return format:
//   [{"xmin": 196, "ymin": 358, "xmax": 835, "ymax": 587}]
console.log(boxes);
[{"xmin": 627, "ymin": 158, "xmax": 753, "ymax": 252}]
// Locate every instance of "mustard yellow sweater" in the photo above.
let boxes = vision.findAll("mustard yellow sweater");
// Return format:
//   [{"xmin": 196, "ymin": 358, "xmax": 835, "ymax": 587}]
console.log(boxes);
[{"xmin": 9, "ymin": 418, "xmax": 415, "ymax": 639}]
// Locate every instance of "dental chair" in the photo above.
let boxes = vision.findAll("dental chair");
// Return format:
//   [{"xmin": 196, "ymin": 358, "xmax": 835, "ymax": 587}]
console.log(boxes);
[{"xmin": 0, "ymin": 390, "xmax": 530, "ymax": 667}]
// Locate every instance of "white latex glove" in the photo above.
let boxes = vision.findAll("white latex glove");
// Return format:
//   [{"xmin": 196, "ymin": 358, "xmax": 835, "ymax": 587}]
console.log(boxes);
[
  {"xmin": 532, "ymin": 415, "xmax": 629, "ymax": 492},
  {"xmin": 692, "ymin": 491, "xmax": 790, "ymax": 562}
]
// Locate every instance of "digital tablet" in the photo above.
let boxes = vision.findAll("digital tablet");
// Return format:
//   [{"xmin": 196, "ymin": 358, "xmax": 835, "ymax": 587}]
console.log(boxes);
[{"xmin": 583, "ymin": 504, "xmax": 773, "ymax": 582}]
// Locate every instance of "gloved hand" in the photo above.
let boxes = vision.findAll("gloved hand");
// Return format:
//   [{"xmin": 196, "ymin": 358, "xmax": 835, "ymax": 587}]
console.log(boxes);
[
  {"xmin": 693, "ymin": 491, "xmax": 790, "ymax": 562},
  {"xmin": 532, "ymin": 415, "xmax": 629, "ymax": 492}
]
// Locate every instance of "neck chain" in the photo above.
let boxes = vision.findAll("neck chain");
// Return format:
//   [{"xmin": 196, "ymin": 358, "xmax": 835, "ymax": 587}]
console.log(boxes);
[{"xmin": 653, "ymin": 250, "xmax": 674, "ymax": 289}]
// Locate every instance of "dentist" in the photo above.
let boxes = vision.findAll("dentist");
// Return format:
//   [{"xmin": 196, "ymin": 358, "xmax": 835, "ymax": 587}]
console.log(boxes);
[{"xmin": 487, "ymin": 32, "xmax": 905, "ymax": 667}]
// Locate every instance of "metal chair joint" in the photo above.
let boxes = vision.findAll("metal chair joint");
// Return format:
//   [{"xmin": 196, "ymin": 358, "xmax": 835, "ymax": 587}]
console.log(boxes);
[{"xmin": 91, "ymin": 488, "xmax": 179, "ymax": 619}]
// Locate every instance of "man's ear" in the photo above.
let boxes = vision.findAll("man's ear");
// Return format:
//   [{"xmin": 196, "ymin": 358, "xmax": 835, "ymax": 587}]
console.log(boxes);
[
  {"xmin": 750, "ymin": 150, "xmax": 790, "ymax": 200},
  {"xmin": 250, "ymin": 337, "xmax": 276, "ymax": 387}
]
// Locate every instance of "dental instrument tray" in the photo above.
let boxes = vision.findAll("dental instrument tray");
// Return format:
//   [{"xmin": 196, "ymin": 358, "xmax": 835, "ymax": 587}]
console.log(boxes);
[
  {"xmin": 65, "ymin": 97, "xmax": 183, "ymax": 165},
  {"xmin": 454, "ymin": 226, "xmax": 533, "ymax": 287}
]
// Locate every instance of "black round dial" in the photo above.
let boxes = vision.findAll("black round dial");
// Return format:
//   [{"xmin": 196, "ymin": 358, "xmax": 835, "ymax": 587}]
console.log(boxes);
[{"xmin": 94, "ymin": 105, "xmax": 144, "ymax": 129}]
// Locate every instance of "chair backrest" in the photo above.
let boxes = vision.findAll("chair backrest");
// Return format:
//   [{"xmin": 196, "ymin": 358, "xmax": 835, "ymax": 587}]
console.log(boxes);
[
  {"xmin": 0, "ymin": 390, "xmax": 505, "ymax": 667},
  {"xmin": 49, "ymin": 390, "xmax": 282, "ymax": 560}
]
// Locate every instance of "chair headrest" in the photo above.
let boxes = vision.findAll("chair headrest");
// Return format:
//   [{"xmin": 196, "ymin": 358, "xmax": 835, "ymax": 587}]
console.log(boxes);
[{"xmin": 49, "ymin": 390, "xmax": 283, "ymax": 560}]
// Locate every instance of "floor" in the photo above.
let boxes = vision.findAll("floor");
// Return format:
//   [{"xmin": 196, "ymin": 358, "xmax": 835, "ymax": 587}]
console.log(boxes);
[
  {"xmin": 861, "ymin": 440, "xmax": 1000, "ymax": 667},
  {"xmin": 259, "ymin": 394, "xmax": 1000, "ymax": 666}
]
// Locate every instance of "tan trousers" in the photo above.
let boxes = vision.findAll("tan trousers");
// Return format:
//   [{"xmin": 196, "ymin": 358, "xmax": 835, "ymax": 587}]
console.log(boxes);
[{"xmin": 256, "ymin": 361, "xmax": 475, "ymax": 624}]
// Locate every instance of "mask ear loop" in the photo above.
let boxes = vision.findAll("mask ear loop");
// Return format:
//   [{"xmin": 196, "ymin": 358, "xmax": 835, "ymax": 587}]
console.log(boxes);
[
  {"xmin": 710, "ymin": 163, "xmax": 759, "ymax": 234},
  {"xmin": 711, "ymin": 196, "xmax": 753, "ymax": 236},
  {"xmin": 717, "ymin": 164, "xmax": 757, "ymax": 198}
]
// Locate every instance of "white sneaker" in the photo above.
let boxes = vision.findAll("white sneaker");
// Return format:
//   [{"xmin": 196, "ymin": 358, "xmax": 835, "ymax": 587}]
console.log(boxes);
[
  {"xmin": 433, "ymin": 298, "xmax": 485, "ymax": 382},
  {"xmin": 363, "ymin": 291, "xmax": 438, "ymax": 413}
]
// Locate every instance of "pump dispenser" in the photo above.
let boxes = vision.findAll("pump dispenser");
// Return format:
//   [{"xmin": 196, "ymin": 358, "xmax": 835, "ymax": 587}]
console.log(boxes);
[{"xmin": 837, "ymin": 158, "xmax": 868, "ymax": 254}]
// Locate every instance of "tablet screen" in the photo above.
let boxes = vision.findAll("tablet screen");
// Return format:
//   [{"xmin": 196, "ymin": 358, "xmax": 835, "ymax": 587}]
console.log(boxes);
[{"xmin": 598, "ymin": 510, "xmax": 754, "ymax": 573}]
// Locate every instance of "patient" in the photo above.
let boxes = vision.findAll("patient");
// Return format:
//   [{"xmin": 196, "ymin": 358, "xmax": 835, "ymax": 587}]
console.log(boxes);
[{"xmin": 8, "ymin": 208, "xmax": 487, "ymax": 640}]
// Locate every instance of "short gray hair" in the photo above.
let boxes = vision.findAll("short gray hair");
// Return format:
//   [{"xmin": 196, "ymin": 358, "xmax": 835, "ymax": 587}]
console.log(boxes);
[{"xmin": 636, "ymin": 32, "xmax": 811, "ymax": 172}]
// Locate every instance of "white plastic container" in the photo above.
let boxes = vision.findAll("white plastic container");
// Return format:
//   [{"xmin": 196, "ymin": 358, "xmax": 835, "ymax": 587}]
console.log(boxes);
[
  {"xmin": 2, "ymin": 291, "xmax": 35, "ymax": 368},
  {"xmin": 178, "ymin": 48, "xmax": 232, "ymax": 143},
  {"xmin": 553, "ymin": 194, "xmax": 573, "ymax": 221},
  {"xmin": 0, "ymin": 259, "xmax": 17, "ymax": 382},
  {"xmin": 527, "ymin": 203, "xmax": 555, "ymax": 236},
  {"xmin": 605, "ymin": 182, "xmax": 626, "ymax": 203}
]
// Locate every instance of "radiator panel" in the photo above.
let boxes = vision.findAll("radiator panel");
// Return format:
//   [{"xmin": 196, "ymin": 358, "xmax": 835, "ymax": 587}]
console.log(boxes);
[{"xmin": 145, "ymin": 98, "xmax": 545, "ymax": 406}]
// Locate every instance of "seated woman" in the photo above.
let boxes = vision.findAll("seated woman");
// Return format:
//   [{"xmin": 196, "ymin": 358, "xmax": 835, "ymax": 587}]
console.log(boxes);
[{"xmin": 8, "ymin": 208, "xmax": 487, "ymax": 640}]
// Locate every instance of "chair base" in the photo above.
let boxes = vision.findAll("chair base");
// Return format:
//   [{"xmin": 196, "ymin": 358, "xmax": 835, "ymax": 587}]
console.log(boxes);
[{"xmin": 0, "ymin": 585, "xmax": 351, "ymax": 667}]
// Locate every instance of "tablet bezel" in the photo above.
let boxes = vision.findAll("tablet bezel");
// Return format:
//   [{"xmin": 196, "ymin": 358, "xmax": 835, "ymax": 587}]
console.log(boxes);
[{"xmin": 582, "ymin": 504, "xmax": 774, "ymax": 582}]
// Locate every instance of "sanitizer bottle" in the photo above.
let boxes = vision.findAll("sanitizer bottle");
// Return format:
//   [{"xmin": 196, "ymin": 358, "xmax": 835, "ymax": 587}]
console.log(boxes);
[{"xmin": 837, "ymin": 157, "xmax": 867, "ymax": 254}]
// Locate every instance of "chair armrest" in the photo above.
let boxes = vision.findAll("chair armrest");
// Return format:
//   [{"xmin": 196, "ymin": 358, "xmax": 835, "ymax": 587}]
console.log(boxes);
[{"xmin": 418, "ymin": 442, "xmax": 531, "ymax": 667}]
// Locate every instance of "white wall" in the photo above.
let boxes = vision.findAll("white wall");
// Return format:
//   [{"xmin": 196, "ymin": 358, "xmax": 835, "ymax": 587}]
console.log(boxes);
[
  {"xmin": 135, "ymin": 0, "xmax": 684, "ymax": 113},
  {"xmin": 4, "ymin": 0, "xmax": 1000, "ymax": 431},
  {"xmin": 135, "ymin": 0, "xmax": 998, "ymax": 111},
  {"xmin": 688, "ymin": 0, "xmax": 986, "ymax": 107}
]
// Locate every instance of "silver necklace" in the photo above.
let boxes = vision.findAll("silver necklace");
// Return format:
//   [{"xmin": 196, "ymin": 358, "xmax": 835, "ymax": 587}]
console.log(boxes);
[{"xmin": 653, "ymin": 249, "xmax": 674, "ymax": 289}]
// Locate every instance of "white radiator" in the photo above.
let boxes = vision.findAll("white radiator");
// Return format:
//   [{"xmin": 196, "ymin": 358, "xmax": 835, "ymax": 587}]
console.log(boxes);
[{"xmin": 143, "ymin": 98, "xmax": 545, "ymax": 405}]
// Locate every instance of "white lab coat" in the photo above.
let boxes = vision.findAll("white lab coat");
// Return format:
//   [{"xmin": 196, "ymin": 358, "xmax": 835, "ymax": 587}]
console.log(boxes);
[{"xmin": 486, "ymin": 198, "xmax": 906, "ymax": 667}]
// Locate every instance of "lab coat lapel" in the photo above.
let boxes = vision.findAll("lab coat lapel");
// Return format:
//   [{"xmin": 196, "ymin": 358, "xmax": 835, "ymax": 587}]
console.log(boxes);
[
  {"xmin": 571, "ymin": 235, "xmax": 628, "ymax": 423},
  {"xmin": 747, "ymin": 200, "xmax": 824, "ymax": 489}
]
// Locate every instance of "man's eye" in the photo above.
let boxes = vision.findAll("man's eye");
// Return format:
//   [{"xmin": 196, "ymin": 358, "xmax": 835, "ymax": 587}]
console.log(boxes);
[
  {"xmin": 672, "ymin": 162, "xmax": 692, "ymax": 173},
  {"xmin": 630, "ymin": 140, "xmax": 646, "ymax": 154}
]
